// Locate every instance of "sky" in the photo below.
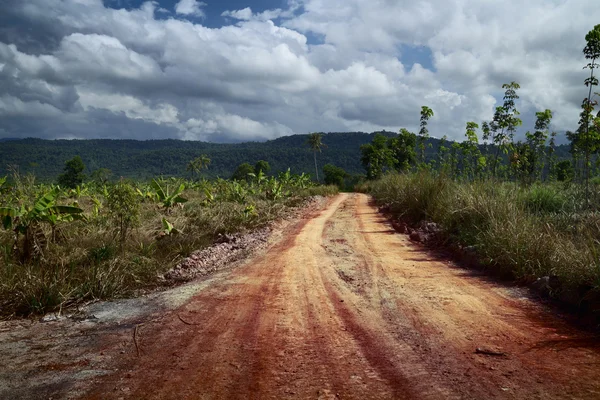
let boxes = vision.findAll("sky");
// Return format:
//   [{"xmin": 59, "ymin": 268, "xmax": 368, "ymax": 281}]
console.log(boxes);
[{"xmin": 0, "ymin": 0, "xmax": 596, "ymax": 143}]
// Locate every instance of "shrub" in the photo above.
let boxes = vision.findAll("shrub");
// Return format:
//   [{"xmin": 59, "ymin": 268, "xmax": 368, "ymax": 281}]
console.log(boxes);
[
  {"xmin": 522, "ymin": 184, "xmax": 567, "ymax": 214},
  {"xmin": 106, "ymin": 181, "xmax": 140, "ymax": 245}
]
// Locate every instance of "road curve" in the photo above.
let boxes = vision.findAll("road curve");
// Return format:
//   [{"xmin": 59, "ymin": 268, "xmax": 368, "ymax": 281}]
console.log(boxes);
[{"xmin": 86, "ymin": 193, "xmax": 600, "ymax": 400}]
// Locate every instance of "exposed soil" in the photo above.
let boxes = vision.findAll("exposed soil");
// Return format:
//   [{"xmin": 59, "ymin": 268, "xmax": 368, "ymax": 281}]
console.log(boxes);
[{"xmin": 3, "ymin": 193, "xmax": 600, "ymax": 399}]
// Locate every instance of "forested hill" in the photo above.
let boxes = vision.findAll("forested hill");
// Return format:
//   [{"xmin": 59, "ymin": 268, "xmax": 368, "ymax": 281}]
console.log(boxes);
[
  {"xmin": 0, "ymin": 132, "xmax": 570, "ymax": 182},
  {"xmin": 0, "ymin": 132, "xmax": 390, "ymax": 181}
]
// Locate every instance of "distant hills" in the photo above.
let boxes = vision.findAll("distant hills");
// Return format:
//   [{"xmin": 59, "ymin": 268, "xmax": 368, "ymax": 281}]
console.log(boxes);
[{"xmin": 0, "ymin": 132, "xmax": 571, "ymax": 182}]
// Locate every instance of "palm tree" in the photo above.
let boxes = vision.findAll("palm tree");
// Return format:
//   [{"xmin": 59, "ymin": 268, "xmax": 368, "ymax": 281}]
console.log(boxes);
[
  {"xmin": 187, "ymin": 154, "xmax": 211, "ymax": 180},
  {"xmin": 307, "ymin": 133, "xmax": 326, "ymax": 182}
]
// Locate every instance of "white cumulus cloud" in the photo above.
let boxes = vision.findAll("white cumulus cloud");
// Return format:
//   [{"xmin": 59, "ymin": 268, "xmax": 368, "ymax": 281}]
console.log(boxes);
[{"xmin": 174, "ymin": 0, "xmax": 206, "ymax": 17}]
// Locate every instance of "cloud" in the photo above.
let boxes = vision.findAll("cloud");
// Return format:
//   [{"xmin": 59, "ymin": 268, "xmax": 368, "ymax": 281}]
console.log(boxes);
[
  {"xmin": 222, "ymin": 8, "xmax": 253, "ymax": 21},
  {"xmin": 174, "ymin": 0, "xmax": 206, "ymax": 17},
  {"xmin": 0, "ymin": 0, "xmax": 596, "ymax": 143}
]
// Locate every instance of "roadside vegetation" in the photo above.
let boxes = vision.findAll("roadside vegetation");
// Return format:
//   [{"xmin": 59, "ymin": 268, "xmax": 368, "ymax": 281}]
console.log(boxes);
[
  {"xmin": 0, "ymin": 163, "xmax": 337, "ymax": 318},
  {"xmin": 360, "ymin": 25, "xmax": 600, "ymax": 307}
]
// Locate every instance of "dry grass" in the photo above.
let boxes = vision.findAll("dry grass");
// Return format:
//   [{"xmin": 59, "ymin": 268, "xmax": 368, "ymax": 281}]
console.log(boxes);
[
  {"xmin": 0, "ymin": 177, "xmax": 338, "ymax": 318},
  {"xmin": 366, "ymin": 172, "xmax": 600, "ymax": 300}
]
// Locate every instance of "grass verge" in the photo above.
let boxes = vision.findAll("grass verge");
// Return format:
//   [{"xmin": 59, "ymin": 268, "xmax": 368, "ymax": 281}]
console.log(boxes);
[{"xmin": 363, "ymin": 172, "xmax": 600, "ymax": 308}]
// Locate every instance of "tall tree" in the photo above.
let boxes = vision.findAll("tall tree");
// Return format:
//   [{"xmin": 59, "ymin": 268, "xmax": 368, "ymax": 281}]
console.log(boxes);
[
  {"xmin": 417, "ymin": 106, "xmax": 434, "ymax": 166},
  {"xmin": 492, "ymin": 83, "xmax": 522, "ymax": 178},
  {"xmin": 307, "ymin": 132, "xmax": 325, "ymax": 182},
  {"xmin": 461, "ymin": 122, "xmax": 484, "ymax": 180},
  {"xmin": 547, "ymin": 131, "xmax": 558, "ymax": 181},
  {"xmin": 525, "ymin": 109, "xmax": 552, "ymax": 182},
  {"xmin": 582, "ymin": 24, "xmax": 600, "ymax": 203},
  {"xmin": 436, "ymin": 135, "xmax": 450, "ymax": 173}
]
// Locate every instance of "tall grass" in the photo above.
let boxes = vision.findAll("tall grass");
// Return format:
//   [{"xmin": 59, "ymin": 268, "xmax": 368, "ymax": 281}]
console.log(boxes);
[{"xmin": 366, "ymin": 171, "xmax": 600, "ymax": 300}]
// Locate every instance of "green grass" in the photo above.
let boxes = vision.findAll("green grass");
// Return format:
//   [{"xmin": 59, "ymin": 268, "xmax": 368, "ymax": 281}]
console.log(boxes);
[{"xmin": 366, "ymin": 171, "xmax": 600, "ymax": 302}]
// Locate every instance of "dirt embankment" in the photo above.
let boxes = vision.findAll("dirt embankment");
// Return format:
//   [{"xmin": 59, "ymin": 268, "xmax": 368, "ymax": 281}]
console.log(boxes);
[{"xmin": 3, "ymin": 193, "xmax": 600, "ymax": 399}]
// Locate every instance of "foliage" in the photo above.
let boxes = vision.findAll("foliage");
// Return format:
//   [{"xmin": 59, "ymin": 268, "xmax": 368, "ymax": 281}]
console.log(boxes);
[
  {"xmin": 418, "ymin": 106, "xmax": 434, "ymax": 166},
  {"xmin": 57, "ymin": 156, "xmax": 86, "ymax": 189},
  {"xmin": 360, "ymin": 133, "xmax": 395, "ymax": 180},
  {"xmin": 106, "ymin": 181, "xmax": 140, "ymax": 245},
  {"xmin": 323, "ymin": 164, "xmax": 348, "ymax": 188},
  {"xmin": 389, "ymin": 129, "xmax": 417, "ymax": 172},
  {"xmin": 0, "ymin": 187, "xmax": 84, "ymax": 262},
  {"xmin": 231, "ymin": 163, "xmax": 255, "ymax": 181},
  {"xmin": 254, "ymin": 160, "xmax": 271, "ymax": 175},
  {"xmin": 187, "ymin": 155, "xmax": 211, "ymax": 179},
  {"xmin": 151, "ymin": 178, "xmax": 188, "ymax": 210},
  {"xmin": 522, "ymin": 185, "xmax": 567, "ymax": 214},
  {"xmin": 307, "ymin": 132, "xmax": 326, "ymax": 182},
  {"xmin": 554, "ymin": 160, "xmax": 575, "ymax": 182},
  {"xmin": 0, "ymin": 170, "xmax": 337, "ymax": 317}
]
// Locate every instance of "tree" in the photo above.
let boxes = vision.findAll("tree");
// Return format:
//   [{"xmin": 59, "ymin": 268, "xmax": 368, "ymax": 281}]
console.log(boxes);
[
  {"xmin": 254, "ymin": 160, "xmax": 271, "ymax": 175},
  {"xmin": 90, "ymin": 168, "xmax": 112, "ymax": 185},
  {"xmin": 187, "ymin": 155, "xmax": 211, "ymax": 180},
  {"xmin": 418, "ymin": 106, "xmax": 434, "ymax": 166},
  {"xmin": 547, "ymin": 131, "xmax": 558, "ymax": 181},
  {"xmin": 307, "ymin": 133, "xmax": 326, "ymax": 182},
  {"xmin": 57, "ymin": 156, "xmax": 85, "ymax": 189},
  {"xmin": 388, "ymin": 129, "xmax": 416, "ymax": 172},
  {"xmin": 554, "ymin": 160, "xmax": 575, "ymax": 182},
  {"xmin": 323, "ymin": 164, "xmax": 348, "ymax": 188},
  {"xmin": 492, "ymin": 83, "xmax": 522, "ymax": 178},
  {"xmin": 461, "ymin": 122, "xmax": 484, "ymax": 180},
  {"xmin": 525, "ymin": 109, "xmax": 552, "ymax": 182},
  {"xmin": 436, "ymin": 135, "xmax": 450, "ymax": 173},
  {"xmin": 107, "ymin": 180, "xmax": 140, "ymax": 246},
  {"xmin": 231, "ymin": 163, "xmax": 255, "ymax": 181},
  {"xmin": 360, "ymin": 133, "xmax": 395, "ymax": 180},
  {"xmin": 582, "ymin": 24, "xmax": 600, "ymax": 203}
]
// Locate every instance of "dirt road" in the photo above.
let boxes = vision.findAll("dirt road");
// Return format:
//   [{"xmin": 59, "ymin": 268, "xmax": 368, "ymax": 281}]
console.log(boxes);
[
  {"xmin": 75, "ymin": 193, "xmax": 600, "ymax": 399},
  {"xmin": 6, "ymin": 193, "xmax": 598, "ymax": 399}
]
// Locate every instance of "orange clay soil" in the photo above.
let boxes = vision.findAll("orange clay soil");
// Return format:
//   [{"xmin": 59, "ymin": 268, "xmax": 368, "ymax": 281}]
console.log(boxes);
[{"xmin": 48, "ymin": 194, "xmax": 600, "ymax": 398}]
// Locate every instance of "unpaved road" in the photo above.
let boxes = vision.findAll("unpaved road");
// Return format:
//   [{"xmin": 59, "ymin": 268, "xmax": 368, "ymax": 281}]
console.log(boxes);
[{"xmin": 4, "ymin": 193, "xmax": 600, "ymax": 399}]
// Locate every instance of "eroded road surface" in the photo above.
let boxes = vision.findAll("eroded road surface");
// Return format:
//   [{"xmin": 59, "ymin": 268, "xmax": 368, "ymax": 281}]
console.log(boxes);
[{"xmin": 18, "ymin": 194, "xmax": 600, "ymax": 399}]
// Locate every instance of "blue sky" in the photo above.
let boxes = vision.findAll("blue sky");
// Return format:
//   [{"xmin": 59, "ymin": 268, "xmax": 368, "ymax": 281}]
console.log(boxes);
[
  {"xmin": 0, "ymin": 0, "xmax": 595, "ymax": 142},
  {"xmin": 104, "ymin": 0, "xmax": 290, "ymax": 26}
]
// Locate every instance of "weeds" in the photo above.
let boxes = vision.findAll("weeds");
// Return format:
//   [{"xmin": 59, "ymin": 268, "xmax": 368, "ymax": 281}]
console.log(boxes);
[
  {"xmin": 0, "ymin": 173, "xmax": 337, "ymax": 318},
  {"xmin": 367, "ymin": 171, "xmax": 600, "ymax": 300}
]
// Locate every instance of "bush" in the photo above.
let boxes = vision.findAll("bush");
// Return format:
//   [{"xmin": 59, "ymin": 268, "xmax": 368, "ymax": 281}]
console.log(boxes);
[
  {"xmin": 522, "ymin": 184, "xmax": 567, "ymax": 214},
  {"xmin": 106, "ymin": 181, "xmax": 140, "ymax": 245}
]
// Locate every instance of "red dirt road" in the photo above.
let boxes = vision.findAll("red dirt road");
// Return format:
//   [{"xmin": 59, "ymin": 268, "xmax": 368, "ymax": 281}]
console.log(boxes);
[{"xmin": 86, "ymin": 193, "xmax": 600, "ymax": 399}]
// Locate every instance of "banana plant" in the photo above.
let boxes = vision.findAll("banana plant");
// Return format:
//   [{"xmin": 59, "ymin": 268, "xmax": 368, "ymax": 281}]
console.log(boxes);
[
  {"xmin": 202, "ymin": 187, "xmax": 215, "ymax": 206},
  {"xmin": 278, "ymin": 169, "xmax": 293, "ymax": 186},
  {"xmin": 158, "ymin": 217, "xmax": 183, "ymax": 238},
  {"xmin": 0, "ymin": 188, "xmax": 84, "ymax": 261},
  {"xmin": 242, "ymin": 204, "xmax": 256, "ymax": 219},
  {"xmin": 0, "ymin": 176, "xmax": 8, "ymax": 193},
  {"xmin": 228, "ymin": 181, "xmax": 248, "ymax": 204},
  {"xmin": 136, "ymin": 185, "xmax": 157, "ymax": 202},
  {"xmin": 90, "ymin": 195, "xmax": 103, "ymax": 218},
  {"xmin": 66, "ymin": 183, "xmax": 89, "ymax": 199},
  {"xmin": 264, "ymin": 178, "xmax": 290, "ymax": 200},
  {"xmin": 150, "ymin": 179, "xmax": 187, "ymax": 211},
  {"xmin": 248, "ymin": 170, "xmax": 267, "ymax": 185}
]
